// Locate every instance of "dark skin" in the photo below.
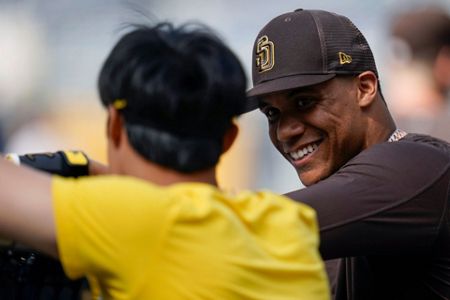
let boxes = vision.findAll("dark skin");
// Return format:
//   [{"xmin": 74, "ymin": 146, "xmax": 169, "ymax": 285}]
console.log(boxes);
[{"xmin": 259, "ymin": 72, "xmax": 395, "ymax": 186}]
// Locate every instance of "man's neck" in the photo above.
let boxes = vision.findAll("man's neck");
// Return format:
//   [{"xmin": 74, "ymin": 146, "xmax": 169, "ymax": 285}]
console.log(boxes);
[
  {"xmin": 133, "ymin": 163, "xmax": 218, "ymax": 187},
  {"xmin": 363, "ymin": 98, "xmax": 397, "ymax": 148},
  {"xmin": 119, "ymin": 149, "xmax": 218, "ymax": 187}
]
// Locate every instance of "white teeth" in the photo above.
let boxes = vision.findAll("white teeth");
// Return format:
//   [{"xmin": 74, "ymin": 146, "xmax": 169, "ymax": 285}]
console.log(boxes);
[{"xmin": 289, "ymin": 142, "xmax": 319, "ymax": 161}]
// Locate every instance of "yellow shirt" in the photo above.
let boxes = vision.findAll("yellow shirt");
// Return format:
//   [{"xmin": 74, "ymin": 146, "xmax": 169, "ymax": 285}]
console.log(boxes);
[{"xmin": 52, "ymin": 176, "xmax": 329, "ymax": 300}]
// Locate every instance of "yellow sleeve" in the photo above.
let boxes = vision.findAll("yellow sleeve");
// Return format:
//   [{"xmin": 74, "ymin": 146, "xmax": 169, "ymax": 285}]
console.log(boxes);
[
  {"xmin": 52, "ymin": 176, "xmax": 170, "ymax": 280},
  {"xmin": 52, "ymin": 176, "xmax": 84, "ymax": 279}
]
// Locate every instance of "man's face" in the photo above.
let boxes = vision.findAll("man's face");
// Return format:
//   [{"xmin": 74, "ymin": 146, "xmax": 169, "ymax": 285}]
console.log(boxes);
[{"xmin": 259, "ymin": 76, "xmax": 367, "ymax": 186}]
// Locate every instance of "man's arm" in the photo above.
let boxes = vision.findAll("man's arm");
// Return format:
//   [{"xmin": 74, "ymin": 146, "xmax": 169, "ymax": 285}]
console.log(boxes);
[
  {"xmin": 0, "ymin": 158, "xmax": 57, "ymax": 257},
  {"xmin": 286, "ymin": 140, "xmax": 450, "ymax": 259}
]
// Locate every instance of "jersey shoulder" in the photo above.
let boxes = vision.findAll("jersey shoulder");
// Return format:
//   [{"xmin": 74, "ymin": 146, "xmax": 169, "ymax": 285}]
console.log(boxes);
[{"xmin": 349, "ymin": 134, "xmax": 449, "ymax": 170}]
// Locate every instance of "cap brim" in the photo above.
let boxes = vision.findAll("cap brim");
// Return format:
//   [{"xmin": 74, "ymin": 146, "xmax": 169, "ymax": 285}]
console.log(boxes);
[
  {"xmin": 247, "ymin": 73, "xmax": 336, "ymax": 101},
  {"xmin": 243, "ymin": 74, "xmax": 337, "ymax": 113}
]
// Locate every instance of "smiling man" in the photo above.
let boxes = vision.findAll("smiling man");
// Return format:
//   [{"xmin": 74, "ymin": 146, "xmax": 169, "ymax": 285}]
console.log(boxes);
[
  {"xmin": 258, "ymin": 74, "xmax": 389, "ymax": 186},
  {"xmin": 247, "ymin": 9, "xmax": 450, "ymax": 300}
]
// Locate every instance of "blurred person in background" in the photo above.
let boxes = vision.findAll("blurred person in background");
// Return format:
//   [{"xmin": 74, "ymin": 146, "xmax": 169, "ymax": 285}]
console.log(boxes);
[{"xmin": 387, "ymin": 6, "xmax": 450, "ymax": 141}]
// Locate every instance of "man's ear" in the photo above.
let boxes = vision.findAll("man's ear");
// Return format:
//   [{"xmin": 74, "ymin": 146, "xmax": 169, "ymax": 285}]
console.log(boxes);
[
  {"xmin": 107, "ymin": 106, "xmax": 124, "ymax": 148},
  {"xmin": 222, "ymin": 121, "xmax": 239, "ymax": 154},
  {"xmin": 356, "ymin": 71, "xmax": 378, "ymax": 108}
]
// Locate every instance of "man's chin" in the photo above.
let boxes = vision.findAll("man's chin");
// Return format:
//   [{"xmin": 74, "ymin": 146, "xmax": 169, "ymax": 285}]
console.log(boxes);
[
  {"xmin": 297, "ymin": 169, "xmax": 328, "ymax": 187},
  {"xmin": 297, "ymin": 173, "xmax": 318, "ymax": 187}
]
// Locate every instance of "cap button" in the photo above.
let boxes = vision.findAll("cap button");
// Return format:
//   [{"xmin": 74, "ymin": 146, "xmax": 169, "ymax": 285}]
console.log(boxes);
[{"xmin": 294, "ymin": 8, "xmax": 303, "ymax": 12}]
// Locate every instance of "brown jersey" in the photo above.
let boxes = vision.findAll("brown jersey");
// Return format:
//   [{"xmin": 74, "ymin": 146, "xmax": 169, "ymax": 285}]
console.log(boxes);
[{"xmin": 287, "ymin": 134, "xmax": 450, "ymax": 300}]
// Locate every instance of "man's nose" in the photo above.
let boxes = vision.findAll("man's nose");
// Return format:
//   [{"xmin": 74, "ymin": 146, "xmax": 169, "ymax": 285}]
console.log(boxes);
[{"xmin": 276, "ymin": 114, "xmax": 306, "ymax": 142}]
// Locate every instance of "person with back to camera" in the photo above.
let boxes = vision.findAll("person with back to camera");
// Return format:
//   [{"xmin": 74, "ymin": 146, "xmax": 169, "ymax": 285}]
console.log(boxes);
[
  {"xmin": 0, "ymin": 22, "xmax": 331, "ymax": 299},
  {"xmin": 246, "ymin": 8, "xmax": 450, "ymax": 300}
]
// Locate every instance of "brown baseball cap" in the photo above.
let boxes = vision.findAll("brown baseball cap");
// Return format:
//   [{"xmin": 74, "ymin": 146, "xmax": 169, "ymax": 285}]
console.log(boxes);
[{"xmin": 246, "ymin": 9, "xmax": 379, "ymax": 110}]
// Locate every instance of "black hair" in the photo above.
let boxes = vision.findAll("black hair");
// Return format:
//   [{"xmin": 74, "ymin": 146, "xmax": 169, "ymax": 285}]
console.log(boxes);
[{"xmin": 98, "ymin": 23, "xmax": 247, "ymax": 173}]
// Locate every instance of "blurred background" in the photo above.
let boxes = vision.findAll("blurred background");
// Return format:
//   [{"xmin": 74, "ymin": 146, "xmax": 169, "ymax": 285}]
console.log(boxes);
[{"xmin": 0, "ymin": 0, "xmax": 449, "ymax": 193}]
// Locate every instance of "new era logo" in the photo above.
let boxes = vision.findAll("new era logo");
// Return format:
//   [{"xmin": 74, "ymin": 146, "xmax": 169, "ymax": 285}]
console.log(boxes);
[
  {"xmin": 256, "ymin": 35, "xmax": 275, "ymax": 73},
  {"xmin": 338, "ymin": 52, "xmax": 352, "ymax": 65}
]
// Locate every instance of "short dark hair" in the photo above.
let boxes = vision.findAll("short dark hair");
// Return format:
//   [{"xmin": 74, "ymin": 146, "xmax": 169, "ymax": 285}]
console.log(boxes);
[{"xmin": 98, "ymin": 23, "xmax": 247, "ymax": 173}]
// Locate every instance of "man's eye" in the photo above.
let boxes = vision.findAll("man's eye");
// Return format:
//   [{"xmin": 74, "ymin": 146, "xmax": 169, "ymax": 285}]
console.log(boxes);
[
  {"xmin": 262, "ymin": 107, "xmax": 279, "ymax": 122},
  {"xmin": 296, "ymin": 98, "xmax": 316, "ymax": 110}
]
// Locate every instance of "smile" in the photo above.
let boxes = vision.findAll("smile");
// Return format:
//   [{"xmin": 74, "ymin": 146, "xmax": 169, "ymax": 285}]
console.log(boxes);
[{"xmin": 288, "ymin": 142, "xmax": 319, "ymax": 161}]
